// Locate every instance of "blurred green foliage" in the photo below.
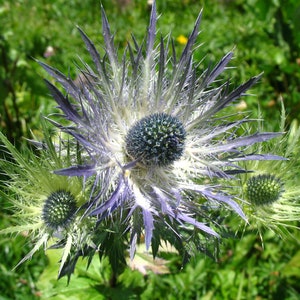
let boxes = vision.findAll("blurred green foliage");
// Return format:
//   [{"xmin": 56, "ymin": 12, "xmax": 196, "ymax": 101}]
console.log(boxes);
[
  {"xmin": 0, "ymin": 0, "xmax": 299, "ymax": 299},
  {"xmin": 35, "ymin": 231, "xmax": 300, "ymax": 299}
]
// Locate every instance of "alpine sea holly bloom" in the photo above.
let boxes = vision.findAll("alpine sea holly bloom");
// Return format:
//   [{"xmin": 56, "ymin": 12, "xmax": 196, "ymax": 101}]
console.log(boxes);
[
  {"xmin": 0, "ymin": 122, "xmax": 92, "ymax": 278},
  {"xmin": 39, "ymin": 1, "xmax": 282, "ymax": 259},
  {"xmin": 240, "ymin": 109, "xmax": 300, "ymax": 239}
]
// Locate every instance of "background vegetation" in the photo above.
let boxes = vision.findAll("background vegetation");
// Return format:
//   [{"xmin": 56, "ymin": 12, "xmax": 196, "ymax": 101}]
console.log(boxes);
[{"xmin": 0, "ymin": 0, "xmax": 299, "ymax": 299}]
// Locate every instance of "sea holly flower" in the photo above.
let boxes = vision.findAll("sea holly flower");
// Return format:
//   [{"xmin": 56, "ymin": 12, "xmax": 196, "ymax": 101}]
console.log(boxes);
[
  {"xmin": 0, "ymin": 121, "xmax": 92, "ymax": 278},
  {"xmin": 240, "ymin": 109, "xmax": 300, "ymax": 239},
  {"xmin": 37, "ymin": 1, "xmax": 282, "ymax": 264},
  {"xmin": 246, "ymin": 174, "xmax": 284, "ymax": 206}
]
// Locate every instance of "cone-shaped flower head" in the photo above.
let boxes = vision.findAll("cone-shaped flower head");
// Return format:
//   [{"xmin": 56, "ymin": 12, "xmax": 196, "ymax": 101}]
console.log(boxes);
[
  {"xmin": 240, "ymin": 108, "xmax": 300, "ymax": 238},
  {"xmin": 38, "ymin": 1, "xmax": 282, "ymax": 259},
  {"xmin": 0, "ymin": 122, "xmax": 91, "ymax": 277},
  {"xmin": 246, "ymin": 174, "xmax": 284, "ymax": 206},
  {"xmin": 42, "ymin": 190, "xmax": 77, "ymax": 230},
  {"xmin": 125, "ymin": 113, "xmax": 186, "ymax": 166}
]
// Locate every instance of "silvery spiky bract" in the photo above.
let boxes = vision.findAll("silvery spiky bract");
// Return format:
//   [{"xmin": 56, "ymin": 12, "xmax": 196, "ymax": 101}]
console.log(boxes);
[{"xmin": 39, "ymin": 1, "xmax": 282, "ymax": 259}]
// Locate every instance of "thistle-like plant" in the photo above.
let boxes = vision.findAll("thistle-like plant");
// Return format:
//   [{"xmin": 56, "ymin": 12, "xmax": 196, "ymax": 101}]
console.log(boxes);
[
  {"xmin": 0, "ymin": 1, "xmax": 288, "ymax": 282},
  {"xmin": 0, "ymin": 120, "xmax": 93, "ymax": 279},
  {"xmin": 36, "ymin": 1, "xmax": 284, "ymax": 270},
  {"xmin": 240, "ymin": 107, "xmax": 300, "ymax": 239}
]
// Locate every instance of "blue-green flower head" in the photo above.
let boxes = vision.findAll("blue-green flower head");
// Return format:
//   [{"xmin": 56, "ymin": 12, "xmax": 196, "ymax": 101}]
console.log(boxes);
[
  {"xmin": 246, "ymin": 174, "xmax": 284, "ymax": 206},
  {"xmin": 42, "ymin": 190, "xmax": 77, "ymax": 230},
  {"xmin": 38, "ymin": 1, "xmax": 282, "ymax": 259},
  {"xmin": 237, "ymin": 109, "xmax": 300, "ymax": 239},
  {"xmin": 0, "ymin": 124, "xmax": 91, "ymax": 275},
  {"xmin": 126, "ymin": 113, "xmax": 186, "ymax": 166}
]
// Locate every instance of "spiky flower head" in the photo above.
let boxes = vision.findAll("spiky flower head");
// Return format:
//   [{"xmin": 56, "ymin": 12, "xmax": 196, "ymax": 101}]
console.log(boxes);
[
  {"xmin": 239, "ymin": 107, "xmax": 300, "ymax": 239},
  {"xmin": 125, "ymin": 113, "xmax": 186, "ymax": 166},
  {"xmin": 42, "ymin": 190, "xmax": 77, "ymax": 230},
  {"xmin": 246, "ymin": 174, "xmax": 284, "ymax": 206},
  {"xmin": 38, "ymin": 1, "xmax": 282, "ymax": 265},
  {"xmin": 0, "ymin": 121, "xmax": 92, "ymax": 278}
]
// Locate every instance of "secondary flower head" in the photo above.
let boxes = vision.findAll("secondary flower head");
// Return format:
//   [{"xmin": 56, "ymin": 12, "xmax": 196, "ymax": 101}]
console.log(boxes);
[
  {"xmin": 246, "ymin": 174, "xmax": 284, "ymax": 206},
  {"xmin": 42, "ymin": 190, "xmax": 77, "ymax": 230},
  {"xmin": 240, "ymin": 109, "xmax": 300, "ymax": 239},
  {"xmin": 38, "ymin": 1, "xmax": 282, "ymax": 261},
  {"xmin": 0, "ymin": 122, "xmax": 91, "ymax": 278}
]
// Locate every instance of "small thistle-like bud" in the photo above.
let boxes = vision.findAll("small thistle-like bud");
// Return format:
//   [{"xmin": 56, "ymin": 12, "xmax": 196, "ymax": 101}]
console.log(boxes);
[
  {"xmin": 42, "ymin": 190, "xmax": 77, "ymax": 230},
  {"xmin": 246, "ymin": 174, "xmax": 284, "ymax": 206},
  {"xmin": 125, "ymin": 113, "xmax": 186, "ymax": 166}
]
